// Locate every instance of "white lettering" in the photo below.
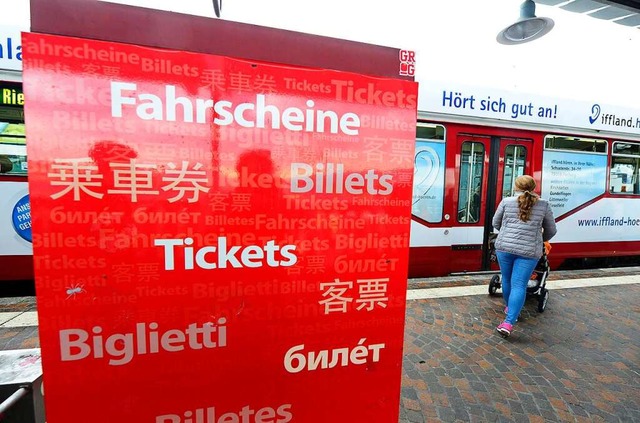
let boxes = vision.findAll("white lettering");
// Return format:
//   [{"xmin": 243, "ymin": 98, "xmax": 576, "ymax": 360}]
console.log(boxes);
[
  {"xmin": 110, "ymin": 82, "xmax": 361, "ymax": 135},
  {"xmin": 154, "ymin": 237, "xmax": 298, "ymax": 270},
  {"xmin": 155, "ymin": 403, "xmax": 293, "ymax": 423},
  {"xmin": 290, "ymin": 162, "xmax": 394, "ymax": 195},
  {"xmin": 284, "ymin": 339, "xmax": 385, "ymax": 373},
  {"xmin": 110, "ymin": 82, "xmax": 137, "ymax": 117},
  {"xmin": 59, "ymin": 319, "xmax": 227, "ymax": 366}
]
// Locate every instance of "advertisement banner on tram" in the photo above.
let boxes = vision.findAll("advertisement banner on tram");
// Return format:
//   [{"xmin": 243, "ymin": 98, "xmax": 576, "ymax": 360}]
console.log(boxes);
[
  {"xmin": 22, "ymin": 32, "xmax": 417, "ymax": 422},
  {"xmin": 0, "ymin": 25, "xmax": 24, "ymax": 72},
  {"xmin": 418, "ymin": 81, "xmax": 640, "ymax": 136}
]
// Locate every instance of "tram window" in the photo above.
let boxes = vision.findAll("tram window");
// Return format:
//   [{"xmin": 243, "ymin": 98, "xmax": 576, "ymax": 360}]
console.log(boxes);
[
  {"xmin": 544, "ymin": 135, "xmax": 607, "ymax": 153},
  {"xmin": 613, "ymin": 142, "xmax": 640, "ymax": 156},
  {"xmin": 457, "ymin": 141, "xmax": 484, "ymax": 224},
  {"xmin": 412, "ymin": 123, "xmax": 446, "ymax": 223},
  {"xmin": 0, "ymin": 122, "xmax": 27, "ymax": 175},
  {"xmin": 610, "ymin": 142, "xmax": 640, "ymax": 195},
  {"xmin": 416, "ymin": 123, "xmax": 445, "ymax": 140},
  {"xmin": 502, "ymin": 145, "xmax": 527, "ymax": 198}
]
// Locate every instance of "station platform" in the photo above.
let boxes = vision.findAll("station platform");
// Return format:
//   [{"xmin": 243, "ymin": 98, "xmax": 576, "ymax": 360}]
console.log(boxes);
[{"xmin": 0, "ymin": 267, "xmax": 638, "ymax": 422}]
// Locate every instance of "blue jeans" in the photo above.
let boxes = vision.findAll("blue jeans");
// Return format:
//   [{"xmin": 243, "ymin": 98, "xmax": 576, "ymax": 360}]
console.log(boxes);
[{"xmin": 496, "ymin": 251, "xmax": 539, "ymax": 325}]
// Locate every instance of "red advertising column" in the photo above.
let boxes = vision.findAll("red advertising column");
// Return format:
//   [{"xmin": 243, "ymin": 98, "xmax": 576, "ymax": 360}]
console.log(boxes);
[{"xmin": 22, "ymin": 33, "xmax": 417, "ymax": 423}]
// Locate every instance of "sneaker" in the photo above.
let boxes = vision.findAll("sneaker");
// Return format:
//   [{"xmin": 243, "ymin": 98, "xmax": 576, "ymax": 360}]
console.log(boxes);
[{"xmin": 496, "ymin": 322, "xmax": 513, "ymax": 337}]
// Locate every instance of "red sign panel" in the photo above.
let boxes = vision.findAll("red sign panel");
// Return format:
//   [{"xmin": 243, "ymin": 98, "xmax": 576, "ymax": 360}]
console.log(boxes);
[{"xmin": 22, "ymin": 32, "xmax": 418, "ymax": 423}]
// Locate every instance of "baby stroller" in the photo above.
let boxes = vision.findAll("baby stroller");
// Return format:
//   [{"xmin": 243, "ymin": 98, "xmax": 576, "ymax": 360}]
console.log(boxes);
[{"xmin": 488, "ymin": 237, "xmax": 551, "ymax": 313}]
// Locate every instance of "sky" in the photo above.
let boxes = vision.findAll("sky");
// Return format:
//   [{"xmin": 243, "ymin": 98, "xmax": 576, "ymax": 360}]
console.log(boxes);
[{"xmin": 4, "ymin": 0, "xmax": 640, "ymax": 108}]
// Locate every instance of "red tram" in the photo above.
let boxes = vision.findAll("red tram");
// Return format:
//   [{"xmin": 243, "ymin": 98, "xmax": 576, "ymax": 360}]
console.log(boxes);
[
  {"xmin": 2, "ymin": 35, "xmax": 640, "ymax": 282},
  {"xmin": 409, "ymin": 117, "xmax": 640, "ymax": 277}
]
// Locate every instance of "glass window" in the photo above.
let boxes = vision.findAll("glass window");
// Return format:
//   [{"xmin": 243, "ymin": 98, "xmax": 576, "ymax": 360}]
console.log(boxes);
[
  {"xmin": 0, "ymin": 122, "xmax": 27, "ymax": 175},
  {"xmin": 501, "ymin": 145, "xmax": 527, "ymax": 198},
  {"xmin": 544, "ymin": 135, "xmax": 607, "ymax": 153},
  {"xmin": 542, "ymin": 136, "xmax": 608, "ymax": 217},
  {"xmin": 613, "ymin": 142, "xmax": 640, "ymax": 156},
  {"xmin": 610, "ymin": 142, "xmax": 640, "ymax": 195},
  {"xmin": 415, "ymin": 123, "xmax": 445, "ymax": 141},
  {"xmin": 412, "ymin": 124, "xmax": 446, "ymax": 223},
  {"xmin": 457, "ymin": 141, "xmax": 484, "ymax": 224}
]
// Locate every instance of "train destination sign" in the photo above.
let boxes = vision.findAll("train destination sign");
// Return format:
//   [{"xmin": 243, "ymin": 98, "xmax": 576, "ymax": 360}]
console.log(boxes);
[
  {"xmin": 0, "ymin": 83, "xmax": 24, "ymax": 107},
  {"xmin": 22, "ymin": 32, "xmax": 418, "ymax": 422}
]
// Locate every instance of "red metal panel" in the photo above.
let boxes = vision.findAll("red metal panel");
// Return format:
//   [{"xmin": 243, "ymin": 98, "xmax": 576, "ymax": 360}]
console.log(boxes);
[{"xmin": 23, "ymin": 32, "xmax": 418, "ymax": 422}]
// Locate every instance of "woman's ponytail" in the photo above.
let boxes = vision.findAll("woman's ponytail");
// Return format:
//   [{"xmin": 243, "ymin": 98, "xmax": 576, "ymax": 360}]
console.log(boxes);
[{"xmin": 514, "ymin": 176, "xmax": 538, "ymax": 222}]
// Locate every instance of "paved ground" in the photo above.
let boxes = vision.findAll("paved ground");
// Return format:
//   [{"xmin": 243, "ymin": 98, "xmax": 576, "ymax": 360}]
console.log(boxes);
[
  {"xmin": 1, "ymin": 267, "xmax": 639, "ymax": 422},
  {"xmin": 400, "ymin": 279, "xmax": 640, "ymax": 423}
]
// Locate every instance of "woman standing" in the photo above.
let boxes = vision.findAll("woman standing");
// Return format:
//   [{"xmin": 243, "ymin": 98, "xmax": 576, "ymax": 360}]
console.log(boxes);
[{"xmin": 492, "ymin": 175, "xmax": 557, "ymax": 337}]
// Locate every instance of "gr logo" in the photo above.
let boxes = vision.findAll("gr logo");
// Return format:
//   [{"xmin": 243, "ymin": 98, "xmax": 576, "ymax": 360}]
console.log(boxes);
[
  {"xmin": 589, "ymin": 104, "xmax": 601, "ymax": 124},
  {"xmin": 399, "ymin": 50, "xmax": 415, "ymax": 77}
]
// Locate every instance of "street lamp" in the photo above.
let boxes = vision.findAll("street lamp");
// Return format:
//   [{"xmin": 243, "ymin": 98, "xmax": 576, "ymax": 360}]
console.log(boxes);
[{"xmin": 497, "ymin": 0, "xmax": 554, "ymax": 45}]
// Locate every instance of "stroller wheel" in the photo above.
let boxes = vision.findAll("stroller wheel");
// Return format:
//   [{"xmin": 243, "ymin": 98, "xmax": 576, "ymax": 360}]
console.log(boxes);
[
  {"xmin": 537, "ymin": 288, "xmax": 549, "ymax": 312},
  {"xmin": 488, "ymin": 274, "xmax": 500, "ymax": 296}
]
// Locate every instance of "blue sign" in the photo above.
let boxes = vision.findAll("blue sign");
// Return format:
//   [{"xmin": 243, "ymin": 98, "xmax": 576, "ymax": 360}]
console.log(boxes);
[
  {"xmin": 11, "ymin": 194, "xmax": 31, "ymax": 242},
  {"xmin": 541, "ymin": 151, "xmax": 607, "ymax": 218}
]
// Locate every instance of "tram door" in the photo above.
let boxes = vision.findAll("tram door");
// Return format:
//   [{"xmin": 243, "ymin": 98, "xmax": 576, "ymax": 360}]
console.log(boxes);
[
  {"xmin": 484, "ymin": 138, "xmax": 532, "ymax": 269},
  {"xmin": 453, "ymin": 135, "xmax": 531, "ymax": 272}
]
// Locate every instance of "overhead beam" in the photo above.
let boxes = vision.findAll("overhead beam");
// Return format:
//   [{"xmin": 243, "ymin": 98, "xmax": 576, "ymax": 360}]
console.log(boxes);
[{"xmin": 28, "ymin": 0, "xmax": 411, "ymax": 80}]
